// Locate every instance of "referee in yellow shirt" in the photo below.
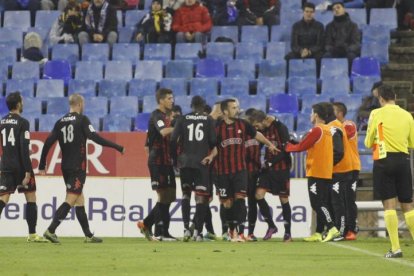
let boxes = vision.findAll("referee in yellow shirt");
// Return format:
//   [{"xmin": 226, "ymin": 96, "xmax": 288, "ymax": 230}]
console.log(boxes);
[{"xmin": 365, "ymin": 84, "xmax": 414, "ymax": 258}]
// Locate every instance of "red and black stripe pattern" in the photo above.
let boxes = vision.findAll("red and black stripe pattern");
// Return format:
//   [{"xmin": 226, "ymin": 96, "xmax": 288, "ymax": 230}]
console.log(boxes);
[{"xmin": 245, "ymin": 136, "xmax": 261, "ymax": 173}]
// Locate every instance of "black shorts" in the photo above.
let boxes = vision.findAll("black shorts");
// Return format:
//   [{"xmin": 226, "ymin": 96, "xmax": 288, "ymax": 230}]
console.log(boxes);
[
  {"xmin": 216, "ymin": 170, "xmax": 248, "ymax": 199},
  {"xmin": 373, "ymin": 152, "xmax": 413, "ymax": 203},
  {"xmin": 258, "ymin": 169, "xmax": 290, "ymax": 197},
  {"xmin": 0, "ymin": 171, "xmax": 36, "ymax": 195},
  {"xmin": 247, "ymin": 171, "xmax": 260, "ymax": 198},
  {"xmin": 63, "ymin": 170, "xmax": 86, "ymax": 195},
  {"xmin": 180, "ymin": 166, "xmax": 211, "ymax": 196},
  {"xmin": 149, "ymin": 165, "xmax": 176, "ymax": 191}
]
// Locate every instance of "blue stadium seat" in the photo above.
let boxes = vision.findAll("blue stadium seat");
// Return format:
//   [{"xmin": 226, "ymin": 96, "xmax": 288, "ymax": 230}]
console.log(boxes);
[
  {"xmin": 241, "ymin": 25, "xmax": 268, "ymax": 44},
  {"xmin": 52, "ymin": 44, "xmax": 79, "ymax": 67},
  {"xmin": 301, "ymin": 94, "xmax": 332, "ymax": 113},
  {"xmin": 221, "ymin": 78, "xmax": 249, "ymax": 96},
  {"xmin": 196, "ymin": 58, "xmax": 225, "ymax": 78},
  {"xmin": 142, "ymin": 95, "xmax": 158, "ymax": 113},
  {"xmin": 351, "ymin": 57, "xmax": 381, "ymax": 79},
  {"xmin": 129, "ymin": 79, "xmax": 157, "ymax": 98},
  {"xmin": 103, "ymin": 114, "xmax": 133, "ymax": 132},
  {"xmin": 6, "ymin": 79, "xmax": 35, "ymax": 98},
  {"xmin": 0, "ymin": 61, "xmax": 8, "ymax": 82},
  {"xmin": 347, "ymin": 111, "xmax": 357, "ymax": 122},
  {"xmin": 206, "ymin": 42, "xmax": 234, "ymax": 62},
  {"xmin": 112, "ymin": 43, "xmax": 140, "ymax": 65},
  {"xmin": 144, "ymin": 43, "xmax": 171, "ymax": 62},
  {"xmin": 320, "ymin": 58, "xmax": 348, "ymax": 79},
  {"xmin": 0, "ymin": 28, "xmax": 23, "ymax": 48},
  {"xmin": 288, "ymin": 76, "xmax": 317, "ymax": 95},
  {"xmin": 347, "ymin": 8, "xmax": 367, "ymax": 28},
  {"xmin": 68, "ymin": 79, "xmax": 97, "ymax": 97},
  {"xmin": 0, "ymin": 98, "xmax": 8, "ymax": 116},
  {"xmin": 239, "ymin": 94, "xmax": 267, "ymax": 112},
  {"xmin": 3, "ymin": 11, "xmax": 30, "ymax": 32},
  {"xmin": 46, "ymin": 97, "xmax": 69, "ymax": 115},
  {"xmin": 211, "ymin": 26, "xmax": 239, "ymax": 43},
  {"xmin": 258, "ymin": 60, "xmax": 286, "ymax": 78},
  {"xmin": 257, "ymin": 77, "xmax": 286, "ymax": 97},
  {"xmin": 321, "ymin": 76, "xmax": 350, "ymax": 96},
  {"xmin": 352, "ymin": 75, "xmax": 381, "ymax": 95},
  {"xmin": 117, "ymin": 10, "xmax": 123, "ymax": 27},
  {"xmin": 165, "ymin": 60, "xmax": 193, "ymax": 79},
  {"xmin": 110, "ymin": 96, "xmax": 138, "ymax": 115},
  {"xmin": 175, "ymin": 43, "xmax": 203, "ymax": 62},
  {"xmin": 105, "ymin": 60, "xmax": 133, "ymax": 81},
  {"xmin": 134, "ymin": 60, "xmax": 163, "ymax": 82},
  {"xmin": 227, "ymin": 60, "xmax": 256, "ymax": 80},
  {"xmin": 84, "ymin": 97, "xmax": 108, "ymax": 115},
  {"xmin": 42, "ymin": 60, "xmax": 72, "ymax": 85},
  {"xmin": 84, "ymin": 113, "xmax": 101, "ymax": 131},
  {"xmin": 190, "ymin": 78, "xmax": 219, "ymax": 96},
  {"xmin": 0, "ymin": 45, "xmax": 17, "ymax": 66},
  {"xmin": 281, "ymin": 0, "xmax": 302, "ymax": 12},
  {"xmin": 360, "ymin": 154, "xmax": 373, "ymax": 173},
  {"xmin": 362, "ymin": 25, "xmax": 391, "ymax": 45},
  {"xmin": 296, "ymin": 113, "xmax": 313, "ymax": 132},
  {"xmin": 174, "ymin": 95, "xmax": 192, "ymax": 114},
  {"xmin": 35, "ymin": 10, "xmax": 60, "ymax": 29},
  {"xmin": 289, "ymin": 59, "xmax": 316, "ymax": 78},
  {"xmin": 12, "ymin": 62, "xmax": 39, "ymax": 81},
  {"xmin": 75, "ymin": 61, "xmax": 104, "ymax": 81},
  {"xmin": 280, "ymin": 9, "xmax": 302, "ymax": 27},
  {"xmin": 125, "ymin": 10, "xmax": 147, "ymax": 26},
  {"xmin": 160, "ymin": 78, "xmax": 188, "ymax": 96},
  {"xmin": 270, "ymin": 25, "xmax": 291, "ymax": 42},
  {"xmin": 81, "ymin": 43, "xmax": 110, "ymax": 62},
  {"xmin": 118, "ymin": 26, "xmax": 135, "ymax": 43},
  {"xmin": 36, "ymin": 79, "xmax": 64, "ymax": 98},
  {"xmin": 135, "ymin": 113, "xmax": 151, "ymax": 131},
  {"xmin": 99, "ymin": 80, "xmax": 128, "ymax": 97},
  {"xmin": 269, "ymin": 94, "xmax": 299, "ymax": 114},
  {"xmin": 332, "ymin": 95, "xmax": 363, "ymax": 112},
  {"xmin": 38, "ymin": 114, "xmax": 62, "ymax": 132},
  {"xmin": 315, "ymin": 10, "xmax": 333, "ymax": 26},
  {"xmin": 235, "ymin": 42, "xmax": 264, "ymax": 63},
  {"xmin": 266, "ymin": 42, "xmax": 287, "ymax": 60},
  {"xmin": 275, "ymin": 113, "xmax": 295, "ymax": 131},
  {"xmin": 361, "ymin": 42, "xmax": 389, "ymax": 64},
  {"xmin": 22, "ymin": 97, "xmax": 42, "ymax": 115},
  {"xmin": 369, "ymin": 8, "xmax": 397, "ymax": 30}
]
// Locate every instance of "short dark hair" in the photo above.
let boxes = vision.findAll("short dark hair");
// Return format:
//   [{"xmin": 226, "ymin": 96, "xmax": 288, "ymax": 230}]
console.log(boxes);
[
  {"xmin": 312, "ymin": 102, "xmax": 330, "ymax": 122},
  {"xmin": 244, "ymin": 108, "xmax": 257, "ymax": 117},
  {"xmin": 172, "ymin": 105, "xmax": 182, "ymax": 114},
  {"xmin": 190, "ymin": 95, "xmax": 206, "ymax": 112},
  {"xmin": 220, "ymin": 98, "xmax": 236, "ymax": 113},
  {"xmin": 248, "ymin": 109, "xmax": 266, "ymax": 124},
  {"xmin": 332, "ymin": 1, "xmax": 344, "ymax": 8},
  {"xmin": 6, "ymin": 92, "xmax": 22, "ymax": 111},
  {"xmin": 155, "ymin": 88, "xmax": 173, "ymax": 104},
  {"xmin": 303, "ymin": 2, "xmax": 315, "ymax": 10},
  {"xmin": 378, "ymin": 84, "xmax": 396, "ymax": 101},
  {"xmin": 204, "ymin": 104, "xmax": 212, "ymax": 114},
  {"xmin": 323, "ymin": 102, "xmax": 336, "ymax": 123},
  {"xmin": 333, "ymin": 102, "xmax": 347, "ymax": 117},
  {"xmin": 371, "ymin": 81, "xmax": 383, "ymax": 92}
]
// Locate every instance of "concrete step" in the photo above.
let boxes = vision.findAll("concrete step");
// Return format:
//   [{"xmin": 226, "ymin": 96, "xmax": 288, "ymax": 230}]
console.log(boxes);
[
  {"xmin": 389, "ymin": 46, "xmax": 414, "ymax": 63},
  {"xmin": 391, "ymin": 30, "xmax": 414, "ymax": 46},
  {"xmin": 382, "ymin": 80, "xmax": 413, "ymax": 97},
  {"xmin": 381, "ymin": 63, "xmax": 414, "ymax": 88}
]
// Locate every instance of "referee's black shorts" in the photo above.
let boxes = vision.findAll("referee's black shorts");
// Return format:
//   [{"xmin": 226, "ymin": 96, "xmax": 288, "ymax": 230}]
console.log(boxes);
[{"xmin": 373, "ymin": 152, "xmax": 413, "ymax": 203}]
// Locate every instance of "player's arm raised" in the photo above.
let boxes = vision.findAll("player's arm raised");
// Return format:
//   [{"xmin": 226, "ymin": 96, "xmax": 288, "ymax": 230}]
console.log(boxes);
[
  {"xmin": 83, "ymin": 116, "xmax": 124, "ymax": 153},
  {"xmin": 38, "ymin": 128, "xmax": 59, "ymax": 175}
]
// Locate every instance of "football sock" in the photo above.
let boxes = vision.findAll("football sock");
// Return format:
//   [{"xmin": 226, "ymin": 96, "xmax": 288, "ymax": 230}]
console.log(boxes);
[
  {"xmin": 26, "ymin": 202, "xmax": 37, "ymax": 234},
  {"xmin": 144, "ymin": 202, "xmax": 160, "ymax": 228},
  {"xmin": 204, "ymin": 206, "xmax": 215, "ymax": 234},
  {"xmin": 315, "ymin": 214, "xmax": 325, "ymax": 234},
  {"xmin": 224, "ymin": 206, "xmax": 234, "ymax": 232},
  {"xmin": 165, "ymin": 203, "xmax": 171, "ymax": 234},
  {"xmin": 75, "ymin": 206, "xmax": 93, "ymax": 238},
  {"xmin": 234, "ymin": 199, "xmax": 247, "ymax": 235},
  {"xmin": 247, "ymin": 196, "xmax": 257, "ymax": 235},
  {"xmin": 195, "ymin": 203, "xmax": 208, "ymax": 234},
  {"xmin": 404, "ymin": 210, "xmax": 414, "ymax": 239},
  {"xmin": 159, "ymin": 203, "xmax": 171, "ymax": 236},
  {"xmin": 220, "ymin": 204, "xmax": 228, "ymax": 234},
  {"xmin": 384, "ymin": 209, "xmax": 400, "ymax": 252},
  {"xmin": 181, "ymin": 198, "xmax": 191, "ymax": 230},
  {"xmin": 0, "ymin": 200, "xmax": 6, "ymax": 217},
  {"xmin": 257, "ymin": 198, "xmax": 276, "ymax": 228},
  {"xmin": 281, "ymin": 201, "xmax": 292, "ymax": 235},
  {"xmin": 48, "ymin": 202, "xmax": 71, "ymax": 234}
]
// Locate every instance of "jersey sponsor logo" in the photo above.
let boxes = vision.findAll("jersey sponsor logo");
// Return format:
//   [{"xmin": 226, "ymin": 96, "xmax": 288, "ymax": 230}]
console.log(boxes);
[
  {"xmin": 0, "ymin": 185, "xmax": 7, "ymax": 191},
  {"xmin": 221, "ymin": 138, "xmax": 242, "ymax": 147},
  {"xmin": 157, "ymin": 120, "xmax": 165, "ymax": 128},
  {"xmin": 66, "ymin": 184, "xmax": 71, "ymax": 189},
  {"xmin": 309, "ymin": 183, "xmax": 317, "ymax": 194},
  {"xmin": 244, "ymin": 139, "xmax": 259, "ymax": 147},
  {"xmin": 332, "ymin": 182, "xmax": 340, "ymax": 194},
  {"xmin": 330, "ymin": 127, "xmax": 338, "ymax": 136},
  {"xmin": 237, "ymin": 129, "xmax": 242, "ymax": 134},
  {"xmin": 61, "ymin": 116, "xmax": 76, "ymax": 122},
  {"xmin": 195, "ymin": 185, "xmax": 207, "ymax": 191},
  {"xmin": 351, "ymin": 181, "xmax": 357, "ymax": 192},
  {"xmin": 185, "ymin": 115, "xmax": 208, "ymax": 120},
  {"xmin": 0, "ymin": 118, "xmax": 18, "ymax": 125},
  {"xmin": 24, "ymin": 130, "xmax": 30, "ymax": 140},
  {"xmin": 89, "ymin": 125, "xmax": 96, "ymax": 133}
]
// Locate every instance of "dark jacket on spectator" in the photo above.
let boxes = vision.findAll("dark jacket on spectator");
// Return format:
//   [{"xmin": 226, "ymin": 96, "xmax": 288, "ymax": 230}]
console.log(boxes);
[
  {"xmin": 84, "ymin": 1, "xmax": 118, "ymax": 40},
  {"xmin": 291, "ymin": 18, "xmax": 324, "ymax": 56},
  {"xmin": 244, "ymin": 0, "xmax": 280, "ymax": 17},
  {"xmin": 325, "ymin": 12, "xmax": 361, "ymax": 54},
  {"xmin": 133, "ymin": 9, "xmax": 173, "ymax": 43},
  {"xmin": 172, "ymin": 2, "xmax": 212, "ymax": 33}
]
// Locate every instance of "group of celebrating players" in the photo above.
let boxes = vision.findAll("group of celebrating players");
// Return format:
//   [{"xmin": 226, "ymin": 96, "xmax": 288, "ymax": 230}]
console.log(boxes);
[{"xmin": 137, "ymin": 88, "xmax": 360, "ymax": 243}]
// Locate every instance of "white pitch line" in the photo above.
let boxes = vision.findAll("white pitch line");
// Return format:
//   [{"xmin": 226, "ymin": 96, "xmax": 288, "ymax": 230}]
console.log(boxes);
[{"xmin": 329, "ymin": 242, "xmax": 414, "ymax": 269}]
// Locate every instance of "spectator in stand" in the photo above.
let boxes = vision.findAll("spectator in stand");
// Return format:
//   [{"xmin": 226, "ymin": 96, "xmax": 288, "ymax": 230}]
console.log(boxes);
[
  {"xmin": 49, "ymin": 1, "xmax": 83, "ymax": 45},
  {"xmin": 132, "ymin": 0, "xmax": 173, "ymax": 43},
  {"xmin": 212, "ymin": 0, "xmax": 247, "ymax": 26},
  {"xmin": 22, "ymin": 32, "xmax": 48, "ymax": 64},
  {"xmin": 316, "ymin": 0, "xmax": 364, "ymax": 10},
  {"xmin": 356, "ymin": 81, "xmax": 382, "ymax": 131},
  {"xmin": 41, "ymin": 0, "xmax": 67, "ymax": 11},
  {"xmin": 172, "ymin": 0, "xmax": 212, "ymax": 43},
  {"xmin": 285, "ymin": 2, "xmax": 324, "ymax": 71},
  {"xmin": 397, "ymin": 0, "xmax": 414, "ymax": 30},
  {"xmin": 242, "ymin": 0, "xmax": 280, "ymax": 27},
  {"xmin": 78, "ymin": 0, "xmax": 118, "ymax": 46},
  {"xmin": 324, "ymin": 1, "xmax": 360, "ymax": 67},
  {"xmin": 163, "ymin": 0, "xmax": 184, "ymax": 12},
  {"xmin": 3, "ymin": 0, "xmax": 41, "ymax": 26}
]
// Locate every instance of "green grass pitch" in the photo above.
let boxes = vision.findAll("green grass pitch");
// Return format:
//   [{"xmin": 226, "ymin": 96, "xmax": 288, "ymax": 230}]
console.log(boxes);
[{"xmin": 1, "ymin": 237, "xmax": 414, "ymax": 275}]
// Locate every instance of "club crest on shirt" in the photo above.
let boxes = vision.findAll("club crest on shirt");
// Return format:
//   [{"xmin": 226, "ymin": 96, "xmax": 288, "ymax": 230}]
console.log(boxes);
[
  {"xmin": 157, "ymin": 120, "xmax": 165, "ymax": 127},
  {"xmin": 24, "ymin": 130, "xmax": 30, "ymax": 139},
  {"xmin": 89, "ymin": 125, "xmax": 96, "ymax": 132}
]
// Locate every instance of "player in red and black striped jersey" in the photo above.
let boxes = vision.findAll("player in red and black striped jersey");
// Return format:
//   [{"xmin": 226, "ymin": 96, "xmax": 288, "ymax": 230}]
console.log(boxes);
[
  {"xmin": 0, "ymin": 92, "xmax": 47, "ymax": 243},
  {"xmin": 138, "ymin": 88, "xmax": 177, "ymax": 241},
  {"xmin": 249, "ymin": 110, "xmax": 293, "ymax": 242},
  {"xmin": 206, "ymin": 99, "xmax": 277, "ymax": 241},
  {"xmin": 39, "ymin": 94, "xmax": 124, "ymax": 243}
]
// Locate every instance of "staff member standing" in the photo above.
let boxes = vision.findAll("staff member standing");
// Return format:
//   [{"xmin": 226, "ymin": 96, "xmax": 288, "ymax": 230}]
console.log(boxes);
[{"xmin": 365, "ymin": 85, "xmax": 414, "ymax": 258}]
